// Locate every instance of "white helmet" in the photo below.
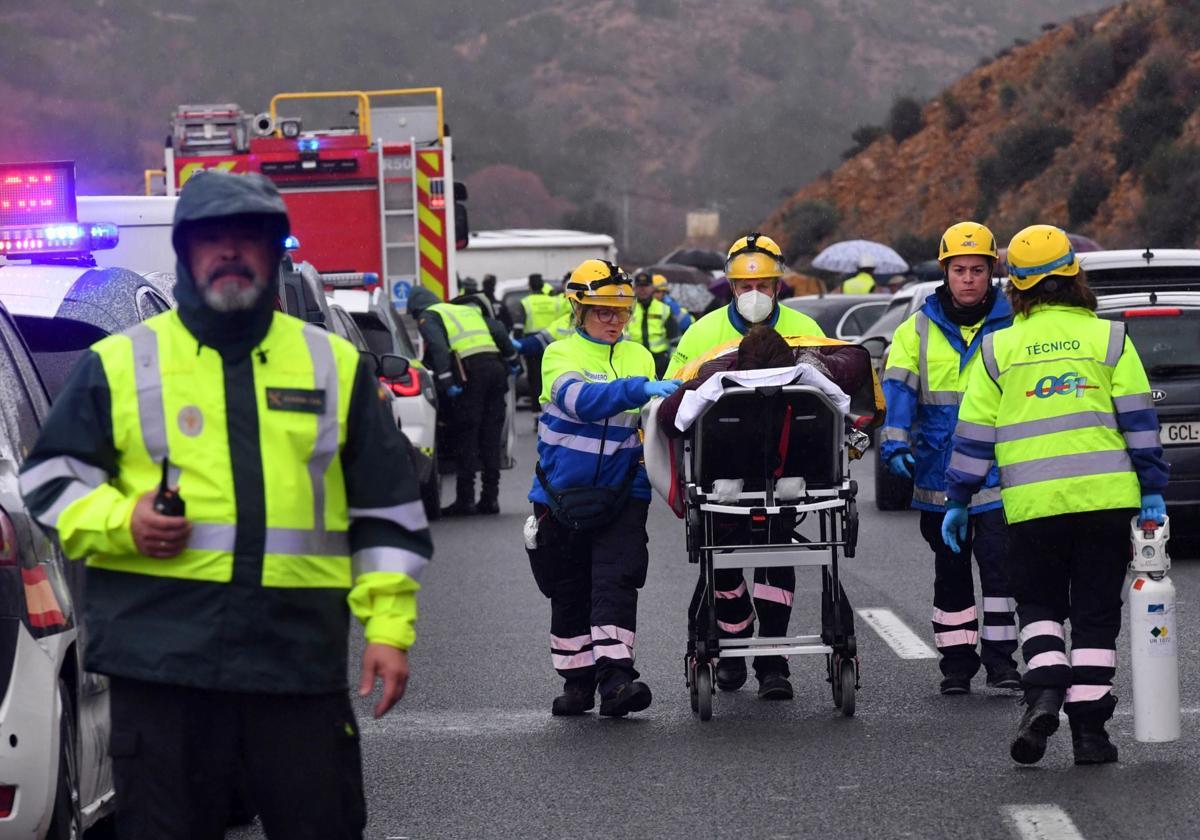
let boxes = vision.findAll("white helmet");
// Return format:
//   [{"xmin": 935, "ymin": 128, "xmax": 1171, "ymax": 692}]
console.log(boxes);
[{"xmin": 857, "ymin": 253, "xmax": 877, "ymax": 271}]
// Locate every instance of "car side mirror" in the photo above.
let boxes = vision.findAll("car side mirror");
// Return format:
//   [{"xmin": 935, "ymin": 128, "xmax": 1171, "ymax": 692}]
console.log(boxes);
[{"xmin": 378, "ymin": 353, "xmax": 411, "ymax": 380}]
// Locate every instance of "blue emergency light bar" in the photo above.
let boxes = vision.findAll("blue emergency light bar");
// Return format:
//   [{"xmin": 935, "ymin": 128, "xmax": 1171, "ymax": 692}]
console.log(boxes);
[
  {"xmin": 284, "ymin": 234, "xmax": 301, "ymax": 251},
  {"xmin": 0, "ymin": 161, "xmax": 118, "ymax": 259}
]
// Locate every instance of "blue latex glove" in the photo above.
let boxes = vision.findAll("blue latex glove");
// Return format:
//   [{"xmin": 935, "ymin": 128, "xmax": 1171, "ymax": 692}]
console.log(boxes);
[
  {"xmin": 508, "ymin": 361, "xmax": 523, "ymax": 377},
  {"xmin": 888, "ymin": 452, "xmax": 915, "ymax": 479},
  {"xmin": 510, "ymin": 337, "xmax": 523, "ymax": 353},
  {"xmin": 1140, "ymin": 493, "xmax": 1166, "ymax": 525},
  {"xmin": 941, "ymin": 503, "xmax": 969, "ymax": 554},
  {"xmin": 643, "ymin": 379, "xmax": 682, "ymax": 400},
  {"xmin": 447, "ymin": 384, "xmax": 463, "ymax": 399}
]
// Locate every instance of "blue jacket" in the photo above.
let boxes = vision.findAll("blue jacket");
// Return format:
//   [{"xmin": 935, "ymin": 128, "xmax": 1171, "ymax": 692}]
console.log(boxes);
[{"xmin": 880, "ymin": 288, "xmax": 1012, "ymax": 513}]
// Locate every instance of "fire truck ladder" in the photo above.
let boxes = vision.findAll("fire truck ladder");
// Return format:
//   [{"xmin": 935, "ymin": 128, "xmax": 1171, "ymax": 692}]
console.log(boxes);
[{"xmin": 377, "ymin": 140, "xmax": 419, "ymax": 291}]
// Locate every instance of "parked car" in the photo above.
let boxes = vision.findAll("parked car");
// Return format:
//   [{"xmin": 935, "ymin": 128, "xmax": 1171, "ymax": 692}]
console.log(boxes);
[
  {"xmin": 1094, "ymin": 291, "xmax": 1200, "ymax": 532},
  {"xmin": 0, "ymin": 297, "xmax": 114, "ymax": 838},
  {"xmin": 1079, "ymin": 248, "xmax": 1200, "ymax": 297},
  {"xmin": 783, "ymin": 293, "xmax": 891, "ymax": 341}
]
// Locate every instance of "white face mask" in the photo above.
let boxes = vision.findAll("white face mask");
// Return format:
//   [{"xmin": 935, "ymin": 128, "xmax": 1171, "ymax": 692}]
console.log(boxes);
[{"xmin": 736, "ymin": 290, "xmax": 774, "ymax": 323}]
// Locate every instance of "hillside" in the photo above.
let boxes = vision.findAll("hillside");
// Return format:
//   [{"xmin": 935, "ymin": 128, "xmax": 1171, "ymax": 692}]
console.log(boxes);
[
  {"xmin": 763, "ymin": 0, "xmax": 1200, "ymax": 265},
  {"xmin": 0, "ymin": 0, "xmax": 1112, "ymax": 259}
]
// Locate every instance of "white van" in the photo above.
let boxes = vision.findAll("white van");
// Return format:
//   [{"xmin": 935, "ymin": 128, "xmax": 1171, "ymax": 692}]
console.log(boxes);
[{"xmin": 76, "ymin": 196, "xmax": 178, "ymax": 275}]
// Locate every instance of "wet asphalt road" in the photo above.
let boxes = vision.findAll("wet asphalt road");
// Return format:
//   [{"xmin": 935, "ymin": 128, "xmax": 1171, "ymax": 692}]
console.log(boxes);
[{"xmin": 228, "ymin": 417, "xmax": 1200, "ymax": 840}]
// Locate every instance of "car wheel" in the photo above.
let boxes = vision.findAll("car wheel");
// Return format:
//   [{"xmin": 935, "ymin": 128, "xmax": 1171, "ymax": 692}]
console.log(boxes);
[
  {"xmin": 47, "ymin": 678, "xmax": 82, "ymax": 840},
  {"xmin": 422, "ymin": 454, "xmax": 442, "ymax": 521},
  {"xmin": 874, "ymin": 448, "xmax": 913, "ymax": 511}
]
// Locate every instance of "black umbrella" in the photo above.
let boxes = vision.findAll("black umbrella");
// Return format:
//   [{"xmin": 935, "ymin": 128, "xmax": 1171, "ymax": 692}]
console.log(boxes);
[{"xmin": 659, "ymin": 248, "xmax": 725, "ymax": 273}]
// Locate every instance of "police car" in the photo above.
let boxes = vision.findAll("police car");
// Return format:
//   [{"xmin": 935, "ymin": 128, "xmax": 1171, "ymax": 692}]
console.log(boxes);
[
  {"xmin": 1081, "ymin": 249, "xmax": 1200, "ymax": 530},
  {"xmin": 0, "ymin": 162, "xmax": 118, "ymax": 838}
]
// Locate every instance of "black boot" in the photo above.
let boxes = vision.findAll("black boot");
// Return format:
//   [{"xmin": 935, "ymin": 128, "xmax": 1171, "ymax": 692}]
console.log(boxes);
[
  {"xmin": 598, "ymin": 681, "xmax": 652, "ymax": 717},
  {"xmin": 1010, "ymin": 689, "xmax": 1064, "ymax": 765},
  {"xmin": 757, "ymin": 672, "xmax": 794, "ymax": 701},
  {"xmin": 716, "ymin": 658, "xmax": 747, "ymax": 691},
  {"xmin": 551, "ymin": 686, "xmax": 595, "ymax": 716},
  {"xmin": 476, "ymin": 495, "xmax": 499, "ymax": 515},
  {"xmin": 1070, "ymin": 718, "xmax": 1119, "ymax": 765},
  {"xmin": 440, "ymin": 499, "xmax": 476, "ymax": 516}
]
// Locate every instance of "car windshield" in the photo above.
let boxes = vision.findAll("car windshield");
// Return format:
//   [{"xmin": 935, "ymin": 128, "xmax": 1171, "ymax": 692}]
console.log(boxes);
[
  {"xmin": 1100, "ymin": 308, "xmax": 1200, "ymax": 376},
  {"xmin": 352, "ymin": 313, "xmax": 395, "ymax": 357},
  {"xmin": 861, "ymin": 299, "xmax": 909, "ymax": 340},
  {"xmin": 13, "ymin": 315, "xmax": 109, "ymax": 399}
]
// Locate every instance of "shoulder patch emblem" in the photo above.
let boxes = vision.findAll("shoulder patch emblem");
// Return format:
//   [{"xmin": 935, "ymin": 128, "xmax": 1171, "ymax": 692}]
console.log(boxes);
[{"xmin": 178, "ymin": 405, "xmax": 204, "ymax": 437}]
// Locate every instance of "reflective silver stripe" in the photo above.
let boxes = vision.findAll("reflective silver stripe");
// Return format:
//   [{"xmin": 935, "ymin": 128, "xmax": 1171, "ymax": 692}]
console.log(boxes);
[
  {"xmin": 971, "ymin": 486, "xmax": 1003, "ymax": 506},
  {"xmin": 33, "ymin": 482, "xmax": 94, "ymax": 528},
  {"xmin": 265, "ymin": 528, "xmax": 350, "ymax": 556},
  {"xmin": 541, "ymin": 403, "xmax": 639, "ymax": 429},
  {"xmin": 1123, "ymin": 429, "xmax": 1162, "ymax": 449},
  {"xmin": 955, "ymin": 420, "xmax": 996, "ymax": 443},
  {"xmin": 550, "ymin": 372, "xmax": 583, "ymax": 404},
  {"xmin": 352, "ymin": 546, "xmax": 428, "ymax": 579},
  {"xmin": 983, "ymin": 596, "xmax": 1017, "ymax": 613},
  {"xmin": 348, "ymin": 501, "xmax": 429, "ymax": 531},
  {"xmin": 539, "ymin": 426, "xmax": 640, "ymax": 456},
  {"xmin": 922, "ymin": 390, "xmax": 961, "ymax": 406},
  {"xmin": 562, "ymin": 381, "xmax": 583, "ymax": 416},
  {"xmin": 19, "ymin": 456, "xmax": 108, "ymax": 493},
  {"xmin": 914, "ymin": 313, "xmax": 931, "ymax": 402},
  {"xmin": 995, "ymin": 411, "xmax": 1117, "ymax": 444},
  {"xmin": 880, "ymin": 427, "xmax": 910, "ymax": 443},
  {"xmin": 188, "ymin": 523, "xmax": 237, "ymax": 551},
  {"xmin": 1000, "ymin": 449, "xmax": 1133, "ymax": 489},
  {"xmin": 436, "ymin": 305, "xmax": 464, "ymax": 332},
  {"xmin": 913, "ymin": 485, "xmax": 1000, "ymax": 508},
  {"xmin": 1113, "ymin": 392, "xmax": 1154, "ymax": 413},
  {"xmin": 455, "ymin": 335, "xmax": 494, "ymax": 354},
  {"xmin": 882, "ymin": 366, "xmax": 919, "ymax": 390},
  {"xmin": 129, "ymin": 324, "xmax": 169, "ymax": 464},
  {"xmin": 1104, "ymin": 322, "xmax": 1126, "ymax": 367},
  {"xmin": 981, "ymin": 333, "xmax": 1000, "ymax": 382},
  {"xmin": 982, "ymin": 625, "xmax": 1018, "ymax": 642},
  {"xmin": 301, "ymin": 326, "xmax": 340, "ymax": 534},
  {"xmin": 949, "ymin": 450, "xmax": 991, "ymax": 477}
]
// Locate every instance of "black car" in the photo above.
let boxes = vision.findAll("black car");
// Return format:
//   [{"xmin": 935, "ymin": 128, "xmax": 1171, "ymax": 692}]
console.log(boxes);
[{"xmin": 783, "ymin": 294, "xmax": 891, "ymax": 341}]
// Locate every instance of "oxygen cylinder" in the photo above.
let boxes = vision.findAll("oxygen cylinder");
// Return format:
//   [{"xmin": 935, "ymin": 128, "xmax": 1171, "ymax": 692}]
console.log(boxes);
[{"xmin": 1128, "ymin": 515, "xmax": 1180, "ymax": 743}]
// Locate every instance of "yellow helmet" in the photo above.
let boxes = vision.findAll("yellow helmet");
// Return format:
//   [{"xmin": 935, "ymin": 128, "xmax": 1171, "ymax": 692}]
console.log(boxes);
[
  {"xmin": 652, "ymin": 273, "xmax": 669, "ymax": 291},
  {"xmin": 565, "ymin": 259, "xmax": 635, "ymax": 307},
  {"xmin": 939, "ymin": 221, "xmax": 998, "ymax": 264},
  {"xmin": 1006, "ymin": 225, "xmax": 1078, "ymax": 291},
  {"xmin": 726, "ymin": 232, "xmax": 785, "ymax": 280}
]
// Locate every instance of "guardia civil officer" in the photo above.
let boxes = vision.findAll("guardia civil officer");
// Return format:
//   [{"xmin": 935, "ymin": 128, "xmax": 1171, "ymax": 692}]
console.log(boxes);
[
  {"xmin": 520, "ymin": 272, "xmax": 564, "ymax": 408},
  {"xmin": 944, "ymin": 225, "xmax": 1169, "ymax": 765},
  {"xmin": 880, "ymin": 222, "xmax": 1021, "ymax": 695},
  {"xmin": 526, "ymin": 259, "xmax": 679, "ymax": 717},
  {"xmin": 628, "ymin": 269, "xmax": 680, "ymax": 377},
  {"xmin": 667, "ymin": 232, "xmax": 825, "ymax": 699},
  {"xmin": 408, "ymin": 285, "xmax": 518, "ymax": 516},
  {"xmin": 19, "ymin": 171, "xmax": 432, "ymax": 839}
]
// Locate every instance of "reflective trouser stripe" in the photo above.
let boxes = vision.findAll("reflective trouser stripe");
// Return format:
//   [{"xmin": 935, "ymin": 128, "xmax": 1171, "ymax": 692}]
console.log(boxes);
[
  {"xmin": 1001, "ymin": 449, "xmax": 1133, "ymax": 488},
  {"xmin": 715, "ymin": 582, "xmax": 746, "ymax": 599},
  {"xmin": 983, "ymin": 597, "xmax": 1016, "ymax": 613},
  {"xmin": 718, "ymin": 615, "xmax": 754, "ymax": 634},
  {"xmin": 1028, "ymin": 651, "xmax": 1069, "ymax": 670},
  {"xmin": 981, "ymin": 625, "xmax": 1018, "ymax": 641},
  {"xmin": 933, "ymin": 606, "xmax": 976, "ymax": 626},
  {"xmin": 753, "ymin": 583, "xmax": 793, "ymax": 606},
  {"xmin": 1066, "ymin": 684, "xmax": 1111, "ymax": 703},
  {"xmin": 934, "ymin": 629, "xmax": 978, "ymax": 647},
  {"xmin": 1020, "ymin": 620, "xmax": 1065, "ymax": 644},
  {"xmin": 551, "ymin": 633, "xmax": 595, "ymax": 671},
  {"xmin": 1071, "ymin": 648, "xmax": 1116, "ymax": 668}
]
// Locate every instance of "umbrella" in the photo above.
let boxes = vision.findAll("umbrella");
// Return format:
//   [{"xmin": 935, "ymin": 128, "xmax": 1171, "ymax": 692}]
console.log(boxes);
[
  {"xmin": 659, "ymin": 248, "xmax": 726, "ymax": 273},
  {"xmin": 812, "ymin": 240, "xmax": 909, "ymax": 276},
  {"xmin": 639, "ymin": 263, "xmax": 715, "ymax": 313}
]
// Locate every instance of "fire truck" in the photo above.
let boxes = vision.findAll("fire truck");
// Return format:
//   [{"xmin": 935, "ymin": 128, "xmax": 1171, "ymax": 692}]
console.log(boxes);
[{"xmin": 149, "ymin": 88, "xmax": 467, "ymax": 305}]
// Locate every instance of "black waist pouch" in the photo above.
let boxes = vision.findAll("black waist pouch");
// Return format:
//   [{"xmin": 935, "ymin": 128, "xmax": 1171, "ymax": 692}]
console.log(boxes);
[{"xmin": 536, "ymin": 461, "xmax": 638, "ymax": 532}]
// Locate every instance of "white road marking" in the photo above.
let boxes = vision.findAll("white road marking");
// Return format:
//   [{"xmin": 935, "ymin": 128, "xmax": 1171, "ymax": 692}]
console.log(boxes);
[
  {"xmin": 1002, "ymin": 805, "xmax": 1086, "ymax": 840},
  {"xmin": 358, "ymin": 709, "xmax": 554, "ymax": 738},
  {"xmin": 856, "ymin": 608, "xmax": 937, "ymax": 659}
]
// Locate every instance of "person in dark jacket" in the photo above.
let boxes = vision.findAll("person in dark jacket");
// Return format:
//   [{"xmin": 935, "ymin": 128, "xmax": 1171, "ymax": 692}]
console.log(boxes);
[
  {"xmin": 482, "ymin": 273, "xmax": 515, "ymax": 333},
  {"xmin": 18, "ymin": 171, "xmax": 432, "ymax": 840},
  {"xmin": 409, "ymin": 285, "xmax": 518, "ymax": 515}
]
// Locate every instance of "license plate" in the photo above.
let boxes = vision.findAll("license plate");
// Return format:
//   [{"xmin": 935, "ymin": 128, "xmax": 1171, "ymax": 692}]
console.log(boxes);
[{"xmin": 1161, "ymin": 421, "xmax": 1200, "ymax": 446}]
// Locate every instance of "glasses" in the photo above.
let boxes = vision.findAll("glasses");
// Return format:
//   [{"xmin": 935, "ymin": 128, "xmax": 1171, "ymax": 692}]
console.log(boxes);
[{"xmin": 590, "ymin": 307, "xmax": 633, "ymax": 324}]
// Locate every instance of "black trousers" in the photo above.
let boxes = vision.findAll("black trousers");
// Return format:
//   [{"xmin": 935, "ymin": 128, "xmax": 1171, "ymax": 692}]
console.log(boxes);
[
  {"xmin": 652, "ymin": 351, "xmax": 669, "ymax": 380},
  {"xmin": 1008, "ymin": 509, "xmax": 1133, "ymax": 724},
  {"xmin": 454, "ymin": 353, "xmax": 509, "ymax": 504},
  {"xmin": 108, "ymin": 677, "xmax": 365, "ymax": 840},
  {"xmin": 528, "ymin": 500, "xmax": 650, "ymax": 696},
  {"xmin": 526, "ymin": 353, "xmax": 544, "ymax": 411},
  {"xmin": 918, "ymin": 508, "xmax": 1017, "ymax": 678}
]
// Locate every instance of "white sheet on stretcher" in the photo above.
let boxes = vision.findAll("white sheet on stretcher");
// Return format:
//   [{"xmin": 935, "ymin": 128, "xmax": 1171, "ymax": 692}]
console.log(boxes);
[{"xmin": 673, "ymin": 362, "xmax": 850, "ymax": 433}]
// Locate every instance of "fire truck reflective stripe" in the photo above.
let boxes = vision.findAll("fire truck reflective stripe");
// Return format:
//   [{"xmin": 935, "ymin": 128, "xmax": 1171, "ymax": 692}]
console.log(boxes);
[
  {"xmin": 1027, "ymin": 651, "xmax": 1070, "ymax": 670},
  {"xmin": 352, "ymin": 546, "xmax": 428, "ymax": 579},
  {"xmin": 1020, "ymin": 620, "xmax": 1065, "ymax": 643},
  {"xmin": 1070, "ymin": 648, "xmax": 1116, "ymax": 668},
  {"xmin": 418, "ymin": 203, "xmax": 443, "ymax": 238},
  {"xmin": 416, "ymin": 150, "xmax": 447, "ymax": 300},
  {"xmin": 347, "ymin": 501, "xmax": 429, "ymax": 531},
  {"xmin": 418, "ymin": 225, "xmax": 444, "ymax": 270},
  {"xmin": 301, "ymin": 326, "xmax": 340, "ymax": 535},
  {"xmin": 177, "ymin": 160, "xmax": 238, "ymax": 188},
  {"xmin": 1065, "ymin": 684, "xmax": 1111, "ymax": 703}
]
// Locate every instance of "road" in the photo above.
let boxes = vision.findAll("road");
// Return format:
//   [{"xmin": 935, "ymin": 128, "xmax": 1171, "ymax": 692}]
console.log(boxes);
[{"xmin": 230, "ymin": 417, "xmax": 1200, "ymax": 840}]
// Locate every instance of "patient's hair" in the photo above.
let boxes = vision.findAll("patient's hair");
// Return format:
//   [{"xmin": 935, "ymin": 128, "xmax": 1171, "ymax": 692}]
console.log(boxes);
[{"xmin": 736, "ymin": 325, "xmax": 795, "ymax": 369}]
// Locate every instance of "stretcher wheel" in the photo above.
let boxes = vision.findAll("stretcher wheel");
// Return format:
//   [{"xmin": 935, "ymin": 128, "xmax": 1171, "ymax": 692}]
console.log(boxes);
[
  {"xmin": 830, "ymin": 657, "xmax": 843, "ymax": 708},
  {"xmin": 838, "ymin": 660, "xmax": 856, "ymax": 718},
  {"xmin": 688, "ymin": 662, "xmax": 700, "ymax": 713},
  {"xmin": 696, "ymin": 663, "xmax": 713, "ymax": 721}
]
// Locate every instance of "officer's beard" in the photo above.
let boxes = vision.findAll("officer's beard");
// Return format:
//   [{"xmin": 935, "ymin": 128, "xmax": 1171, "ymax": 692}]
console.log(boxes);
[{"xmin": 201, "ymin": 263, "xmax": 269, "ymax": 312}]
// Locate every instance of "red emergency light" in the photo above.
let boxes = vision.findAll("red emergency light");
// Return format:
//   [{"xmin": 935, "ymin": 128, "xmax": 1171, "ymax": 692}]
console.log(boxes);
[{"xmin": 0, "ymin": 161, "xmax": 117, "ymax": 259}]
